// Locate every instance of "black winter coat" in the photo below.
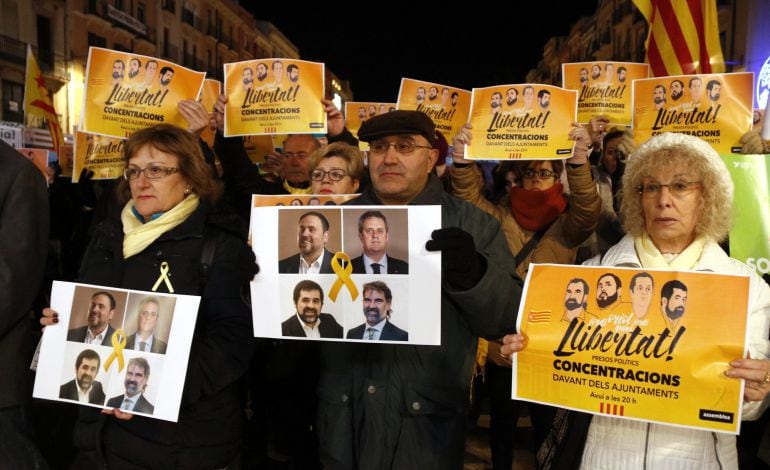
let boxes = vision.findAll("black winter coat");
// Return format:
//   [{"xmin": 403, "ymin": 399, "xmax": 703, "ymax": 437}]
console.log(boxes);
[{"xmin": 75, "ymin": 201, "xmax": 257, "ymax": 469}]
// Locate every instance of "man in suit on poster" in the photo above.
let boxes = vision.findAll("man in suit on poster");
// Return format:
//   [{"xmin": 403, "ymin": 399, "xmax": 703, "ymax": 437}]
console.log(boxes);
[
  {"xmin": 351, "ymin": 211, "xmax": 408, "ymax": 274},
  {"xmin": 281, "ymin": 280, "xmax": 342, "ymax": 338}
]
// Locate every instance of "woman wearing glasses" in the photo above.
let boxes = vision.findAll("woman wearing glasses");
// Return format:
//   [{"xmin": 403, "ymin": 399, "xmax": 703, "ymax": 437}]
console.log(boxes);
[
  {"xmin": 43, "ymin": 124, "xmax": 257, "ymax": 469},
  {"xmin": 503, "ymin": 132, "xmax": 770, "ymax": 469},
  {"xmin": 450, "ymin": 123, "xmax": 600, "ymax": 470},
  {"xmin": 308, "ymin": 141, "xmax": 364, "ymax": 195}
]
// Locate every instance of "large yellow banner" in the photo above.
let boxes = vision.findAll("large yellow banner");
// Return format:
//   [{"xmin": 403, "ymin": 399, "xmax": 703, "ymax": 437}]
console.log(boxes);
[
  {"xmin": 81, "ymin": 47, "xmax": 206, "ymax": 139},
  {"xmin": 467, "ymin": 85, "xmax": 576, "ymax": 160},
  {"xmin": 223, "ymin": 59, "xmax": 326, "ymax": 137},
  {"xmin": 562, "ymin": 61, "xmax": 649, "ymax": 126},
  {"xmin": 632, "ymin": 72, "xmax": 753, "ymax": 154},
  {"xmin": 72, "ymin": 131, "xmax": 125, "ymax": 182},
  {"xmin": 513, "ymin": 264, "xmax": 750, "ymax": 433},
  {"xmin": 345, "ymin": 101, "xmax": 397, "ymax": 151},
  {"xmin": 397, "ymin": 78, "xmax": 470, "ymax": 141}
]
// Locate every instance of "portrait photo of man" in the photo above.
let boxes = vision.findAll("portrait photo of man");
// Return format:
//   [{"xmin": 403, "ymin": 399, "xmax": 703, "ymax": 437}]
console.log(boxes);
[
  {"xmin": 562, "ymin": 278, "xmax": 596, "ymax": 323},
  {"xmin": 351, "ymin": 210, "xmax": 408, "ymax": 274},
  {"xmin": 278, "ymin": 211, "xmax": 335, "ymax": 274},
  {"xmin": 670, "ymin": 79, "xmax": 684, "ymax": 102},
  {"xmin": 450, "ymin": 91, "xmax": 459, "ymax": 107},
  {"xmin": 653, "ymin": 84, "xmax": 667, "ymax": 110},
  {"xmin": 111, "ymin": 59, "xmax": 125, "ymax": 85},
  {"xmin": 706, "ymin": 79, "xmax": 721, "ymax": 104},
  {"xmin": 59, "ymin": 348, "xmax": 105, "ymax": 404},
  {"xmin": 660, "ymin": 279, "xmax": 688, "ymax": 329},
  {"xmin": 416, "ymin": 86, "xmax": 426, "ymax": 103},
  {"xmin": 688, "ymin": 76, "xmax": 704, "ymax": 106},
  {"xmin": 357, "ymin": 106, "xmax": 367, "ymax": 123},
  {"xmin": 629, "ymin": 272, "xmax": 654, "ymax": 320},
  {"xmin": 346, "ymin": 281, "xmax": 408, "ymax": 341},
  {"xmin": 604, "ymin": 63, "xmax": 615, "ymax": 84},
  {"xmin": 617, "ymin": 66, "xmax": 627, "ymax": 83},
  {"xmin": 242, "ymin": 67, "xmax": 254, "ymax": 91},
  {"xmin": 125, "ymin": 296, "xmax": 168, "ymax": 354},
  {"xmin": 272, "ymin": 60, "xmax": 284, "ymax": 86},
  {"xmin": 505, "ymin": 87, "xmax": 519, "ymax": 108},
  {"xmin": 158, "ymin": 66, "xmax": 174, "ymax": 89},
  {"xmin": 522, "ymin": 85, "xmax": 535, "ymax": 112},
  {"xmin": 440, "ymin": 87, "xmax": 450, "ymax": 107},
  {"xmin": 287, "ymin": 64, "xmax": 300, "ymax": 83},
  {"xmin": 579, "ymin": 67, "xmax": 589, "ymax": 84},
  {"xmin": 596, "ymin": 273, "xmax": 622, "ymax": 311},
  {"xmin": 368, "ymin": 104, "xmax": 377, "ymax": 118},
  {"xmin": 256, "ymin": 62, "xmax": 268, "ymax": 83},
  {"xmin": 281, "ymin": 280, "xmax": 342, "ymax": 338},
  {"xmin": 142, "ymin": 60, "xmax": 158, "ymax": 88},
  {"xmin": 490, "ymin": 91, "xmax": 503, "ymax": 113},
  {"xmin": 127, "ymin": 58, "xmax": 141, "ymax": 80},
  {"xmin": 428, "ymin": 86, "xmax": 439, "ymax": 102},
  {"xmin": 67, "ymin": 291, "xmax": 118, "ymax": 346},
  {"xmin": 591, "ymin": 64, "xmax": 602, "ymax": 81},
  {"xmin": 107, "ymin": 357, "xmax": 155, "ymax": 415},
  {"xmin": 537, "ymin": 89, "xmax": 551, "ymax": 110}
]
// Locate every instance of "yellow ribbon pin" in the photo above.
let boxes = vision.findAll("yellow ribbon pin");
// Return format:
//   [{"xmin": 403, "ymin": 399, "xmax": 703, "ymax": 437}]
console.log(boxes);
[
  {"xmin": 151, "ymin": 261, "xmax": 175, "ymax": 293},
  {"xmin": 328, "ymin": 252, "xmax": 359, "ymax": 302},
  {"xmin": 103, "ymin": 328, "xmax": 127, "ymax": 372}
]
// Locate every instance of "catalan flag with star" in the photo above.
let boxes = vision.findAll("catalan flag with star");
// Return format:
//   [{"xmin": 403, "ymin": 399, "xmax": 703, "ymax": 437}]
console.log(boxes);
[{"xmin": 24, "ymin": 45, "xmax": 64, "ymax": 158}]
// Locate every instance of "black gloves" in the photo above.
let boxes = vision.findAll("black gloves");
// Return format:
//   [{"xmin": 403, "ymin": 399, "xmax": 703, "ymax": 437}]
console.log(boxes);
[{"xmin": 425, "ymin": 227, "xmax": 486, "ymax": 290}]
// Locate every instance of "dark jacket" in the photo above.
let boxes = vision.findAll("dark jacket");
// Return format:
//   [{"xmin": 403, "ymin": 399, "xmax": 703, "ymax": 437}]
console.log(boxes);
[
  {"xmin": 75, "ymin": 201, "xmax": 257, "ymax": 469},
  {"xmin": 125, "ymin": 333, "xmax": 168, "ymax": 354},
  {"xmin": 345, "ymin": 321, "xmax": 408, "ymax": 341},
  {"xmin": 350, "ymin": 254, "xmax": 409, "ymax": 274},
  {"xmin": 317, "ymin": 175, "xmax": 522, "ymax": 469},
  {"xmin": 0, "ymin": 141, "xmax": 48, "ymax": 408},
  {"xmin": 59, "ymin": 379, "xmax": 106, "ymax": 405},
  {"xmin": 282, "ymin": 313, "xmax": 343, "ymax": 338},
  {"xmin": 278, "ymin": 248, "xmax": 335, "ymax": 274},
  {"xmin": 106, "ymin": 394, "xmax": 155, "ymax": 415},
  {"xmin": 66, "ymin": 324, "xmax": 116, "ymax": 346}
]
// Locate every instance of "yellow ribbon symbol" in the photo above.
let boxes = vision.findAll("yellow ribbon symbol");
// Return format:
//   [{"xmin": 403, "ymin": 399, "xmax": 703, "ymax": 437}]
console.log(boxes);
[
  {"xmin": 103, "ymin": 328, "xmax": 127, "ymax": 373},
  {"xmin": 151, "ymin": 261, "xmax": 175, "ymax": 293},
  {"xmin": 329, "ymin": 252, "xmax": 359, "ymax": 302}
]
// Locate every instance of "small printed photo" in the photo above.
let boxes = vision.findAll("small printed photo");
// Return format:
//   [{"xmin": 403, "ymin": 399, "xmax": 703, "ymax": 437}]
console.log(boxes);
[
  {"xmin": 122, "ymin": 293, "xmax": 177, "ymax": 354},
  {"xmin": 66, "ymin": 286, "xmax": 128, "ymax": 347},
  {"xmin": 58, "ymin": 343, "xmax": 112, "ymax": 406},
  {"xmin": 279, "ymin": 278, "xmax": 345, "ymax": 339},
  {"xmin": 345, "ymin": 277, "xmax": 409, "ymax": 342},
  {"xmin": 342, "ymin": 208, "xmax": 409, "ymax": 275},
  {"xmin": 104, "ymin": 353, "xmax": 163, "ymax": 416},
  {"xmin": 277, "ymin": 209, "xmax": 342, "ymax": 274}
]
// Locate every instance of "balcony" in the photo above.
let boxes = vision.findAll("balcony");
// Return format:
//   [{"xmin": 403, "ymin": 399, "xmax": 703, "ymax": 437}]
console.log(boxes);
[
  {"xmin": 162, "ymin": 0, "xmax": 175, "ymax": 14},
  {"xmin": 0, "ymin": 35, "xmax": 69, "ymax": 81}
]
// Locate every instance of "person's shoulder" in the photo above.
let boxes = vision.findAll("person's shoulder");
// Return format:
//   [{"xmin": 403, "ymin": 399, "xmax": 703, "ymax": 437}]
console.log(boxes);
[{"xmin": 106, "ymin": 394, "xmax": 123, "ymax": 407}]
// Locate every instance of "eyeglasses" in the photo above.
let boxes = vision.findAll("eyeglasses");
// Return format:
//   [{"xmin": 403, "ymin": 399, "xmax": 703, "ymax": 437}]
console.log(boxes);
[
  {"xmin": 124, "ymin": 164, "xmax": 179, "ymax": 181},
  {"xmin": 369, "ymin": 140, "xmax": 433, "ymax": 155},
  {"xmin": 310, "ymin": 168, "xmax": 348, "ymax": 181},
  {"xmin": 637, "ymin": 180, "xmax": 702, "ymax": 197},
  {"xmin": 522, "ymin": 169, "xmax": 559, "ymax": 180}
]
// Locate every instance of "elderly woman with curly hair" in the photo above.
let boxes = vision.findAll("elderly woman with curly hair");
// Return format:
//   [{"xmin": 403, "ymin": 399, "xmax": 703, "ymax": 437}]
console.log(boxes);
[{"xmin": 503, "ymin": 132, "xmax": 770, "ymax": 469}]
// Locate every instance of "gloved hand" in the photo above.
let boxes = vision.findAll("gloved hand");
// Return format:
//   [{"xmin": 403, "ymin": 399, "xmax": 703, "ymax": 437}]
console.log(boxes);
[
  {"xmin": 76, "ymin": 168, "xmax": 97, "ymax": 209},
  {"xmin": 740, "ymin": 129, "xmax": 768, "ymax": 154},
  {"xmin": 425, "ymin": 227, "xmax": 485, "ymax": 290}
]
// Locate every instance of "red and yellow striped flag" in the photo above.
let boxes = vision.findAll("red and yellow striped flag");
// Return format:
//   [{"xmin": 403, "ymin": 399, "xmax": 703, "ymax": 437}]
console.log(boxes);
[
  {"xmin": 633, "ymin": 0, "xmax": 725, "ymax": 77},
  {"xmin": 24, "ymin": 45, "xmax": 64, "ymax": 158}
]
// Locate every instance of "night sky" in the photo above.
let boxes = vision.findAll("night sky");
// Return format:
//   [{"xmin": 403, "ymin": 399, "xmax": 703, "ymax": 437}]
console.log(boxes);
[{"xmin": 250, "ymin": 3, "xmax": 599, "ymax": 102}]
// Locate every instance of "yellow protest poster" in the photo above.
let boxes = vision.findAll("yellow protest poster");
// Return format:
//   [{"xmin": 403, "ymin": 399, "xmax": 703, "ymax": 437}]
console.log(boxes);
[
  {"xmin": 632, "ymin": 72, "xmax": 753, "ymax": 154},
  {"xmin": 562, "ymin": 61, "xmax": 649, "ymax": 126},
  {"xmin": 199, "ymin": 79, "xmax": 221, "ymax": 148},
  {"xmin": 243, "ymin": 135, "xmax": 279, "ymax": 164},
  {"xmin": 81, "ymin": 47, "xmax": 206, "ymax": 139},
  {"xmin": 513, "ymin": 264, "xmax": 750, "ymax": 433},
  {"xmin": 223, "ymin": 59, "xmax": 326, "ymax": 137},
  {"xmin": 345, "ymin": 101, "xmax": 397, "ymax": 151},
  {"xmin": 253, "ymin": 193, "xmax": 358, "ymax": 208},
  {"xmin": 466, "ymin": 85, "xmax": 576, "ymax": 160},
  {"xmin": 397, "ymin": 78, "xmax": 470, "ymax": 141},
  {"xmin": 72, "ymin": 130, "xmax": 125, "ymax": 182}
]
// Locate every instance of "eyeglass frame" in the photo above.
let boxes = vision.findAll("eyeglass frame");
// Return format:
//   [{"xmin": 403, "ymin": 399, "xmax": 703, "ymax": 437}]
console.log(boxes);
[
  {"xmin": 123, "ymin": 164, "xmax": 180, "ymax": 181},
  {"xmin": 522, "ymin": 168, "xmax": 560, "ymax": 180},
  {"xmin": 636, "ymin": 180, "xmax": 702, "ymax": 197},
  {"xmin": 368, "ymin": 139, "xmax": 434, "ymax": 155},
  {"xmin": 310, "ymin": 168, "xmax": 349, "ymax": 182}
]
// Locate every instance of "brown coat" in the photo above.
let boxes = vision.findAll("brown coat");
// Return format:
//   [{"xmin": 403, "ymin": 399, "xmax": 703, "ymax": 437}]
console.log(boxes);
[{"xmin": 450, "ymin": 162, "xmax": 600, "ymax": 278}]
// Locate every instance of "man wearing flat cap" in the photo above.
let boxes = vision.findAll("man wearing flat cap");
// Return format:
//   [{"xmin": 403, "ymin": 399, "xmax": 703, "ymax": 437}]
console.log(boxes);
[{"xmin": 317, "ymin": 110, "xmax": 523, "ymax": 468}]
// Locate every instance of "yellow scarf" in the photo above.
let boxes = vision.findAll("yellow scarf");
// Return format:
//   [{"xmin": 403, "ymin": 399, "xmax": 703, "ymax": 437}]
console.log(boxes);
[
  {"xmin": 634, "ymin": 232, "xmax": 706, "ymax": 270},
  {"xmin": 122, "ymin": 194, "xmax": 200, "ymax": 259},
  {"xmin": 283, "ymin": 179, "xmax": 312, "ymax": 195}
]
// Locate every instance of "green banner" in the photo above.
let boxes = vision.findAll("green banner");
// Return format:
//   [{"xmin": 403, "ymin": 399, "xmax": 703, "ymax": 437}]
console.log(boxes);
[{"xmin": 722, "ymin": 153, "xmax": 770, "ymax": 276}]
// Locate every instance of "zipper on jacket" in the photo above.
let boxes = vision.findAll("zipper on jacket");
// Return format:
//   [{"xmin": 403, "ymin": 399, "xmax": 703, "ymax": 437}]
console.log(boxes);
[{"xmin": 711, "ymin": 432, "xmax": 723, "ymax": 470}]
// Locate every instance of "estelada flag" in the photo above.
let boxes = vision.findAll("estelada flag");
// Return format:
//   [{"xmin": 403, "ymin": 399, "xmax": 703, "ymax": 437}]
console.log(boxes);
[
  {"xmin": 24, "ymin": 45, "xmax": 65, "ymax": 159},
  {"xmin": 633, "ymin": 0, "xmax": 725, "ymax": 76}
]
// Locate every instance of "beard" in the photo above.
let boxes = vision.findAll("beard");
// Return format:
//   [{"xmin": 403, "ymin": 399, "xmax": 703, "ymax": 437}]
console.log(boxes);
[
  {"xmin": 665, "ymin": 305, "xmax": 685, "ymax": 320},
  {"xmin": 540, "ymin": 101, "xmax": 550, "ymax": 108},
  {"xmin": 506, "ymin": 97, "xmax": 517, "ymax": 106},
  {"xmin": 592, "ymin": 72, "xmax": 600, "ymax": 79},
  {"xmin": 580, "ymin": 76, "xmax": 587, "ymax": 83},
  {"xmin": 128, "ymin": 70, "xmax": 139, "ymax": 79},
  {"xmin": 299, "ymin": 307, "xmax": 319, "ymax": 324},
  {"xmin": 671, "ymin": 90, "xmax": 683, "ymax": 100},
  {"xmin": 491, "ymin": 102, "xmax": 500, "ymax": 110},
  {"xmin": 125, "ymin": 380, "xmax": 140, "ymax": 395},
  {"xmin": 564, "ymin": 299, "xmax": 582, "ymax": 311},
  {"xmin": 160, "ymin": 77, "xmax": 171, "ymax": 86},
  {"xmin": 77, "ymin": 374, "xmax": 93, "ymax": 390},
  {"xmin": 365, "ymin": 307, "xmax": 383, "ymax": 324},
  {"xmin": 596, "ymin": 292, "xmax": 618, "ymax": 308},
  {"xmin": 709, "ymin": 93, "xmax": 720, "ymax": 101},
  {"xmin": 112, "ymin": 72, "xmax": 122, "ymax": 80},
  {"xmin": 654, "ymin": 97, "xmax": 665, "ymax": 105},
  {"xmin": 243, "ymin": 77, "xmax": 253, "ymax": 86},
  {"xmin": 257, "ymin": 72, "xmax": 267, "ymax": 81}
]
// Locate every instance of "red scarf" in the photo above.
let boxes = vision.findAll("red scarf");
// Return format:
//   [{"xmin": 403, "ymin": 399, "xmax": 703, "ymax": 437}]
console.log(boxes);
[{"xmin": 509, "ymin": 183, "xmax": 567, "ymax": 231}]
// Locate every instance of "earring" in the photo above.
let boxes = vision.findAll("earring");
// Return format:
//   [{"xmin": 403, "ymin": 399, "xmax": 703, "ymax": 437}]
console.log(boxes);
[{"xmin": 184, "ymin": 187, "xmax": 191, "ymax": 195}]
